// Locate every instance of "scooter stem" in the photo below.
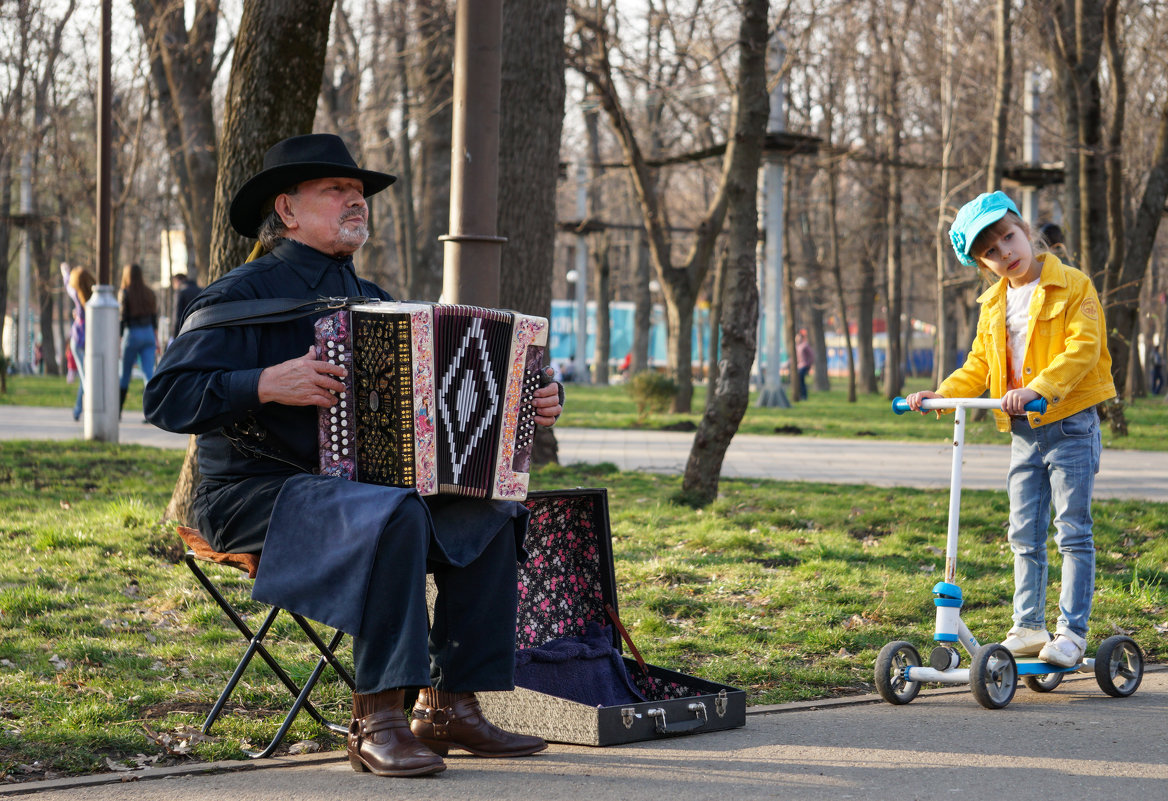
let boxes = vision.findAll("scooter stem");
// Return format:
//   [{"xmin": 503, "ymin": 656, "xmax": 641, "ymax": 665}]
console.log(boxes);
[{"xmin": 944, "ymin": 405, "xmax": 966, "ymax": 584}]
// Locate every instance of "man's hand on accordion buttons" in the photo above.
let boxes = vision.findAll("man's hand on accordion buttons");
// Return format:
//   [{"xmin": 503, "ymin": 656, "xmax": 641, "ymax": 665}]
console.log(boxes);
[
  {"xmin": 532, "ymin": 378, "xmax": 563, "ymax": 427},
  {"xmin": 257, "ymin": 345, "xmax": 347, "ymax": 408}
]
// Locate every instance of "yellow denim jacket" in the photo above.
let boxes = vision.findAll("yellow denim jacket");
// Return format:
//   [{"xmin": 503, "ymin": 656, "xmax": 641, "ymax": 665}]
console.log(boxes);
[{"xmin": 937, "ymin": 253, "xmax": 1115, "ymax": 431}]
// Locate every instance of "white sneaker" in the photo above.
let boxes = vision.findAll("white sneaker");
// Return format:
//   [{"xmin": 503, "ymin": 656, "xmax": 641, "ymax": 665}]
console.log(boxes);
[
  {"xmin": 1039, "ymin": 631, "xmax": 1087, "ymax": 668},
  {"xmin": 1001, "ymin": 627, "xmax": 1051, "ymax": 656}
]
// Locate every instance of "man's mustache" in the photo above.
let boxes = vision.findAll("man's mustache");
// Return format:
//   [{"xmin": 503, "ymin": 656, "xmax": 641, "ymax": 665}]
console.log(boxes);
[{"xmin": 341, "ymin": 210, "xmax": 368, "ymax": 224}]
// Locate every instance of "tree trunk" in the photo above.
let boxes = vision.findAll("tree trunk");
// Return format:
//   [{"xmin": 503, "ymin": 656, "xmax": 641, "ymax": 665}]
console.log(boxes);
[
  {"xmin": 1109, "ymin": 87, "xmax": 1168, "ymax": 417},
  {"xmin": 857, "ymin": 253, "xmax": 878, "ymax": 393},
  {"xmin": 681, "ymin": 0, "xmax": 769, "ymax": 505},
  {"xmin": 591, "ymin": 238, "xmax": 612, "ymax": 385},
  {"xmin": 632, "ymin": 228, "xmax": 652, "ymax": 374},
  {"xmin": 165, "ymin": 0, "xmax": 337, "ymax": 524},
  {"xmin": 934, "ymin": 0, "xmax": 958, "ymax": 385},
  {"xmin": 498, "ymin": 0, "xmax": 567, "ymax": 466},
  {"xmin": 0, "ymin": 151, "xmax": 11, "ymax": 388},
  {"xmin": 985, "ymin": 0, "xmax": 1012, "ymax": 192},
  {"xmin": 131, "ymin": 0, "xmax": 219, "ymax": 281},
  {"xmin": 825, "ymin": 129, "xmax": 856, "ymax": 402},
  {"xmin": 413, "ymin": 0, "xmax": 454, "ymax": 301}
]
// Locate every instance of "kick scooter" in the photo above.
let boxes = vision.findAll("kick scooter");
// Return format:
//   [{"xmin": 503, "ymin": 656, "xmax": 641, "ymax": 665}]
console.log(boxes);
[{"xmin": 874, "ymin": 396, "xmax": 1144, "ymax": 710}]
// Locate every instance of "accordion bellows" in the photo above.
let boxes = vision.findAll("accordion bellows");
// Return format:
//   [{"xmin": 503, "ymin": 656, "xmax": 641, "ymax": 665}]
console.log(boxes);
[{"xmin": 315, "ymin": 302, "xmax": 548, "ymax": 500}]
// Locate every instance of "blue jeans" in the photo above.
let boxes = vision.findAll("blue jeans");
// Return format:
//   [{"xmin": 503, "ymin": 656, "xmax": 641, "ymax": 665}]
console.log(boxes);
[
  {"xmin": 72, "ymin": 345, "xmax": 85, "ymax": 420},
  {"xmin": 120, "ymin": 324, "xmax": 156, "ymax": 390},
  {"xmin": 1007, "ymin": 408, "xmax": 1101, "ymax": 638}
]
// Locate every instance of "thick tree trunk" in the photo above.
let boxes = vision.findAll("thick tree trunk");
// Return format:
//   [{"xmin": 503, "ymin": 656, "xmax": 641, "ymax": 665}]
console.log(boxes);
[
  {"xmin": 165, "ymin": 0, "xmax": 336, "ymax": 524},
  {"xmin": 498, "ymin": 0, "xmax": 567, "ymax": 466},
  {"xmin": 681, "ymin": 0, "xmax": 769, "ymax": 505},
  {"xmin": 1109, "ymin": 93, "xmax": 1168, "ymax": 416}
]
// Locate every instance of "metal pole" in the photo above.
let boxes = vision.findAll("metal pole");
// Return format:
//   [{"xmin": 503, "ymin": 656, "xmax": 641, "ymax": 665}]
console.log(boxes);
[
  {"xmin": 757, "ymin": 37, "xmax": 790, "ymax": 408},
  {"xmin": 85, "ymin": 0, "xmax": 119, "ymax": 442},
  {"xmin": 440, "ymin": 0, "xmax": 505, "ymax": 307}
]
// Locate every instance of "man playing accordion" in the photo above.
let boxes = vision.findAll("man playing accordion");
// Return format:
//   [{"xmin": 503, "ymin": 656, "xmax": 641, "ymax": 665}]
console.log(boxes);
[{"xmin": 145, "ymin": 134, "xmax": 563, "ymax": 778}]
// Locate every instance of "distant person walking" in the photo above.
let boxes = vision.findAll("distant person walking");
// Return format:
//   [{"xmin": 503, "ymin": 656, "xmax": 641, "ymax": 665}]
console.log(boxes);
[
  {"xmin": 170, "ymin": 272, "xmax": 202, "ymax": 343},
  {"xmin": 795, "ymin": 330, "xmax": 814, "ymax": 401},
  {"xmin": 64, "ymin": 265, "xmax": 96, "ymax": 422},
  {"xmin": 118, "ymin": 263, "xmax": 159, "ymax": 418}
]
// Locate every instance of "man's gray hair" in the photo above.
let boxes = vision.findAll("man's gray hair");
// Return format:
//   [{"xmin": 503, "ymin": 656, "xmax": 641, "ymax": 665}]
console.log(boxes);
[
  {"xmin": 255, "ymin": 183, "xmax": 299, "ymax": 251},
  {"xmin": 256, "ymin": 209, "xmax": 289, "ymax": 251}
]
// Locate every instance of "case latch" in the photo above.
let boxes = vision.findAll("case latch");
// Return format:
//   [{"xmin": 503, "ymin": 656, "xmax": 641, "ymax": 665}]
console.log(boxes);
[
  {"xmin": 621, "ymin": 707, "xmax": 642, "ymax": 729},
  {"xmin": 715, "ymin": 689, "xmax": 728, "ymax": 718}
]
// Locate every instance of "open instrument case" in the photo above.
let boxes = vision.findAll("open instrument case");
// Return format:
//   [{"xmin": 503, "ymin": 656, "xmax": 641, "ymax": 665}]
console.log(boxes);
[{"xmin": 478, "ymin": 488, "xmax": 746, "ymax": 746}]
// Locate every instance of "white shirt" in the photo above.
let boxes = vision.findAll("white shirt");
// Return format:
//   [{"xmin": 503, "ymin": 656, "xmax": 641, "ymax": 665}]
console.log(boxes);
[{"xmin": 1005, "ymin": 277, "xmax": 1039, "ymax": 389}]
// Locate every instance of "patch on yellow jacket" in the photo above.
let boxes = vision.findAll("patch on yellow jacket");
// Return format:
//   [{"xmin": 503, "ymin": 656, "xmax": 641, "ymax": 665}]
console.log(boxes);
[{"xmin": 1081, "ymin": 297, "xmax": 1099, "ymax": 320}]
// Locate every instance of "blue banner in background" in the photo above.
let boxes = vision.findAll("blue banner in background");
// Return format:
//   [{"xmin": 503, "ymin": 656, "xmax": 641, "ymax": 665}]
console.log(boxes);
[{"xmin": 550, "ymin": 300, "xmax": 710, "ymax": 369}]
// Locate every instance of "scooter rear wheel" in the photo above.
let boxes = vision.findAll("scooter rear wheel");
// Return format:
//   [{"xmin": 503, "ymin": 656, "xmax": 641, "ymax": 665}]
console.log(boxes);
[
  {"xmin": 875, "ymin": 641, "xmax": 922, "ymax": 705},
  {"xmin": 1094, "ymin": 635, "xmax": 1143, "ymax": 697},
  {"xmin": 1022, "ymin": 671, "xmax": 1064, "ymax": 693},
  {"xmin": 970, "ymin": 644, "xmax": 1017, "ymax": 709}
]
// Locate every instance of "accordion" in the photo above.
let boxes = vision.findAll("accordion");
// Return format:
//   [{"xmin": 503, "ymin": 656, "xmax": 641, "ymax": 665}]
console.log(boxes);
[{"xmin": 314, "ymin": 301, "xmax": 548, "ymax": 500}]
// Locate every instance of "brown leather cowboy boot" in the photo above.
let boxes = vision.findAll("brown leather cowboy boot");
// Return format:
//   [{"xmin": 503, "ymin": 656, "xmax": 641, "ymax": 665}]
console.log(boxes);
[
  {"xmin": 410, "ymin": 688, "xmax": 547, "ymax": 758},
  {"xmin": 348, "ymin": 689, "xmax": 446, "ymax": 776}
]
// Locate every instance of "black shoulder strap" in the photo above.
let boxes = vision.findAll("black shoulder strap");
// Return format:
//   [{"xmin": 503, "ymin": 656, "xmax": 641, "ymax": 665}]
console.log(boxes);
[{"xmin": 177, "ymin": 296, "xmax": 374, "ymax": 338}]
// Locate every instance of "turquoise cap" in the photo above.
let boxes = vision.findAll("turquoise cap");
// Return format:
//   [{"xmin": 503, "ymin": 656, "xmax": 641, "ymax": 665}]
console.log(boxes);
[{"xmin": 949, "ymin": 191, "xmax": 1019, "ymax": 267}]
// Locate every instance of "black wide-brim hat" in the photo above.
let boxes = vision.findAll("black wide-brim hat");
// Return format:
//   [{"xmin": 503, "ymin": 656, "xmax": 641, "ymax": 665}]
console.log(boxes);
[{"xmin": 228, "ymin": 133, "xmax": 397, "ymax": 238}]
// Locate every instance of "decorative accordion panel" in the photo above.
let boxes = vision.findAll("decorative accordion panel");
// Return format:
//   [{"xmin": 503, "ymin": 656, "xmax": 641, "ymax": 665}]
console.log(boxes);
[{"xmin": 315, "ymin": 302, "xmax": 548, "ymax": 500}]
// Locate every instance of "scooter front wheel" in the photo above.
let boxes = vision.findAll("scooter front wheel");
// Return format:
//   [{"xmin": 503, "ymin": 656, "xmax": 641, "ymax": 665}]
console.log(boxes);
[
  {"xmin": 970, "ymin": 644, "xmax": 1017, "ymax": 709},
  {"xmin": 1094, "ymin": 635, "xmax": 1144, "ymax": 697},
  {"xmin": 875, "ymin": 641, "xmax": 922, "ymax": 705}
]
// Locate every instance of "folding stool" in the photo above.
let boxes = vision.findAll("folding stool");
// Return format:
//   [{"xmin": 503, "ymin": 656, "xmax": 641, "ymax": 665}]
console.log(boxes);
[{"xmin": 177, "ymin": 526, "xmax": 355, "ymax": 758}]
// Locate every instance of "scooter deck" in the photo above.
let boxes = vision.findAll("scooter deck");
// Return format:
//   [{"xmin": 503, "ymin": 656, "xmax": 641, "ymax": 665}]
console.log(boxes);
[{"xmin": 1014, "ymin": 657, "xmax": 1085, "ymax": 676}]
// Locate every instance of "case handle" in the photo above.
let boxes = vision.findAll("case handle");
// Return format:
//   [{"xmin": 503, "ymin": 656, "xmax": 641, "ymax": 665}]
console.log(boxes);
[{"xmin": 647, "ymin": 703, "xmax": 707, "ymax": 735}]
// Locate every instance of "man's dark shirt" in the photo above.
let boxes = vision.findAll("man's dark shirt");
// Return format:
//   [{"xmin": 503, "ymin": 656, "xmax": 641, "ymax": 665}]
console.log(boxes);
[
  {"xmin": 171, "ymin": 279, "xmax": 203, "ymax": 340},
  {"xmin": 145, "ymin": 239, "xmax": 390, "ymax": 483}
]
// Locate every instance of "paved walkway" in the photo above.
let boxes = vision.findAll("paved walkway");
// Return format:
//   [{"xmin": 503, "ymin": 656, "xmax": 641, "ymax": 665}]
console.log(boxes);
[
  {"xmin": 3, "ymin": 406, "xmax": 1164, "ymax": 501},
  {"xmin": 5, "ymin": 670, "xmax": 1167, "ymax": 799}
]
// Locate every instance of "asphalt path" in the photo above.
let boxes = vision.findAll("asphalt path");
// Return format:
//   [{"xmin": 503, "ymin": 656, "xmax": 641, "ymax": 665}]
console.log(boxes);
[
  {"xmin": 2, "ymin": 405, "xmax": 1165, "ymax": 501},
  {"xmin": 6, "ymin": 670, "xmax": 1167, "ymax": 800}
]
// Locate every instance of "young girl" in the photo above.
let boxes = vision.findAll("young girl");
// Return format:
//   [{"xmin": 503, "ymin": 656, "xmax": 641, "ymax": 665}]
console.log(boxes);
[{"xmin": 907, "ymin": 191, "xmax": 1115, "ymax": 668}]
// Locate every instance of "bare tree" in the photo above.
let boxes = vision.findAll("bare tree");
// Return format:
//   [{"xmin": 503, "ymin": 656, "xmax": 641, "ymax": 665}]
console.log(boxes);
[
  {"xmin": 571, "ymin": 1, "xmax": 784, "ymax": 413},
  {"xmin": 131, "ymin": 0, "xmax": 221, "ymax": 282},
  {"xmin": 679, "ymin": 0, "xmax": 770, "ymax": 505}
]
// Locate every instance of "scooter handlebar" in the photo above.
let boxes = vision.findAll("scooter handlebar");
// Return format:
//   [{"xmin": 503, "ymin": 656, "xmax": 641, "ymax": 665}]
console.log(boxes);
[{"xmin": 891, "ymin": 396, "xmax": 1048, "ymax": 415}]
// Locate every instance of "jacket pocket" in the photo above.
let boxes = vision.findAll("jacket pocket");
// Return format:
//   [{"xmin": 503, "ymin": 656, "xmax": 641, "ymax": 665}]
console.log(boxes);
[{"xmin": 1037, "ymin": 300, "xmax": 1066, "ymax": 320}]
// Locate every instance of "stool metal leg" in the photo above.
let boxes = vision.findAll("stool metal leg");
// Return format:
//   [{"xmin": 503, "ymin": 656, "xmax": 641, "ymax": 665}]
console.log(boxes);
[{"xmin": 185, "ymin": 553, "xmax": 352, "ymax": 757}]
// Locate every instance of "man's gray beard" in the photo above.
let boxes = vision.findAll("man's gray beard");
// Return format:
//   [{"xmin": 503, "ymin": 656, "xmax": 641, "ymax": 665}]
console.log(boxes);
[{"xmin": 337, "ymin": 221, "xmax": 369, "ymax": 250}]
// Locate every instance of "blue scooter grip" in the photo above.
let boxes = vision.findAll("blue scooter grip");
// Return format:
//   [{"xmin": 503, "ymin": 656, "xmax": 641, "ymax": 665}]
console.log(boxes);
[{"xmin": 891, "ymin": 396, "xmax": 1048, "ymax": 415}]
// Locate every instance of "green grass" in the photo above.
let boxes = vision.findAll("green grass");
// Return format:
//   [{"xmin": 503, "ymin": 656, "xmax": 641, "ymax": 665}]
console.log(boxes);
[
  {"xmin": 558, "ymin": 379, "xmax": 1168, "ymax": 450},
  {"xmin": 1, "ymin": 441, "xmax": 1165, "ymax": 780},
  {"xmin": 6, "ymin": 373, "xmax": 1168, "ymax": 450},
  {"xmin": 1, "ymin": 375, "xmax": 146, "ymax": 415}
]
